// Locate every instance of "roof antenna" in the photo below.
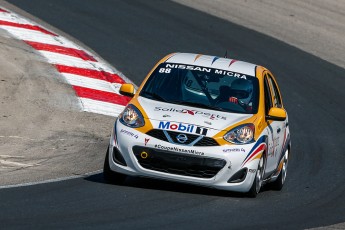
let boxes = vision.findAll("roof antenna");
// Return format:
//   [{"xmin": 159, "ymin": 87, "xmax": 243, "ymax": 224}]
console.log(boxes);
[{"xmin": 224, "ymin": 50, "xmax": 228, "ymax": 58}]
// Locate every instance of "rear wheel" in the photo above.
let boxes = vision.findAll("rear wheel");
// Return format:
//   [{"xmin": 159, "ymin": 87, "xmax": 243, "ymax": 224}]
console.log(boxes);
[
  {"xmin": 247, "ymin": 153, "xmax": 266, "ymax": 198},
  {"xmin": 103, "ymin": 146, "xmax": 127, "ymax": 185},
  {"xmin": 271, "ymin": 149, "xmax": 289, "ymax": 190}
]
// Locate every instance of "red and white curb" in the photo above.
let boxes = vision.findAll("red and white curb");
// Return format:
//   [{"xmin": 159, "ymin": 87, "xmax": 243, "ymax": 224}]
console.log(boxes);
[{"xmin": 0, "ymin": 7, "xmax": 133, "ymax": 117}]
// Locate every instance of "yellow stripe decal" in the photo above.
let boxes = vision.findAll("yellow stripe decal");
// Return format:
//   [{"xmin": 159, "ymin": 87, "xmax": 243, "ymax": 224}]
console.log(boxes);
[{"xmin": 194, "ymin": 54, "xmax": 203, "ymax": 62}]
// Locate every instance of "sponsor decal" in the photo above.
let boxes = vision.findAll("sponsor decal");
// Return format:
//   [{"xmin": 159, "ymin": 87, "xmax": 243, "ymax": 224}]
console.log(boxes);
[
  {"xmin": 186, "ymin": 110, "xmax": 194, "ymax": 115},
  {"xmin": 204, "ymin": 121, "xmax": 212, "ymax": 125},
  {"xmin": 164, "ymin": 64, "xmax": 248, "ymax": 79},
  {"xmin": 214, "ymin": 69, "xmax": 247, "ymax": 79},
  {"xmin": 241, "ymin": 136, "xmax": 267, "ymax": 166},
  {"xmin": 163, "ymin": 114, "xmax": 171, "ymax": 117},
  {"xmin": 161, "ymin": 65, "xmax": 211, "ymax": 73},
  {"xmin": 154, "ymin": 144, "xmax": 204, "ymax": 156},
  {"xmin": 144, "ymin": 138, "xmax": 150, "ymax": 146},
  {"xmin": 158, "ymin": 121, "xmax": 208, "ymax": 135},
  {"xmin": 120, "ymin": 129, "xmax": 138, "ymax": 139},
  {"xmin": 154, "ymin": 107, "xmax": 226, "ymax": 120},
  {"xmin": 269, "ymin": 137, "xmax": 280, "ymax": 157},
  {"xmin": 223, "ymin": 148, "xmax": 245, "ymax": 153}
]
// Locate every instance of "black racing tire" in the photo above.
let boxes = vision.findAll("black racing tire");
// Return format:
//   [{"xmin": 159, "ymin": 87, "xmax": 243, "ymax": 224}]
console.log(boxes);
[
  {"xmin": 247, "ymin": 153, "xmax": 266, "ymax": 198},
  {"xmin": 271, "ymin": 149, "xmax": 289, "ymax": 191},
  {"xmin": 103, "ymin": 146, "xmax": 127, "ymax": 185}
]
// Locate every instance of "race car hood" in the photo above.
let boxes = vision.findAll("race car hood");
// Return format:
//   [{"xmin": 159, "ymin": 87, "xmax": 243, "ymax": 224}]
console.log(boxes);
[{"xmin": 138, "ymin": 96, "xmax": 252, "ymax": 137}]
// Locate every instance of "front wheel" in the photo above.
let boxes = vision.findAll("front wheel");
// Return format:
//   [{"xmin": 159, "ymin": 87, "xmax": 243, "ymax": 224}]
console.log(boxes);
[
  {"xmin": 271, "ymin": 149, "xmax": 289, "ymax": 190},
  {"xmin": 103, "ymin": 146, "xmax": 127, "ymax": 185},
  {"xmin": 247, "ymin": 153, "xmax": 266, "ymax": 198}
]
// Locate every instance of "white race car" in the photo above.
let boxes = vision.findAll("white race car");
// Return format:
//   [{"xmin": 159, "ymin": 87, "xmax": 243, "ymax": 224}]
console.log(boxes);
[{"xmin": 104, "ymin": 53, "xmax": 291, "ymax": 197}]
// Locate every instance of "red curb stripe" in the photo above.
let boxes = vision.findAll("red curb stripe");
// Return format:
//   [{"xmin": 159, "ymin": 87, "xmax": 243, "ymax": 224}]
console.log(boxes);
[
  {"xmin": 1, "ymin": 8, "xmax": 130, "ymax": 115},
  {"xmin": 55, "ymin": 65, "xmax": 125, "ymax": 84},
  {"xmin": 73, "ymin": 86, "xmax": 131, "ymax": 106},
  {"xmin": 25, "ymin": 41, "xmax": 97, "ymax": 61},
  {"xmin": 0, "ymin": 20, "xmax": 57, "ymax": 36}
]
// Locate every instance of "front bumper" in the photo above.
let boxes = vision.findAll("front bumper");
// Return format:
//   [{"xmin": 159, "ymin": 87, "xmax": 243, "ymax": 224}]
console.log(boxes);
[{"xmin": 108, "ymin": 121, "xmax": 262, "ymax": 193}]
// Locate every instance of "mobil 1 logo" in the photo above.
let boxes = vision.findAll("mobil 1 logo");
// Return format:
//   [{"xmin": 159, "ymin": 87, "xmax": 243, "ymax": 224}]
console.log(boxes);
[{"xmin": 158, "ymin": 121, "xmax": 208, "ymax": 135}]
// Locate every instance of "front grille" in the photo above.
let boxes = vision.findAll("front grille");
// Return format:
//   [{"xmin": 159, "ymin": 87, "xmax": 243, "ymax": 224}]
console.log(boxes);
[
  {"xmin": 166, "ymin": 131, "xmax": 199, "ymax": 145},
  {"xmin": 132, "ymin": 146, "xmax": 226, "ymax": 178},
  {"xmin": 146, "ymin": 129, "xmax": 168, "ymax": 142},
  {"xmin": 194, "ymin": 137, "xmax": 219, "ymax": 146},
  {"xmin": 146, "ymin": 129, "xmax": 219, "ymax": 146}
]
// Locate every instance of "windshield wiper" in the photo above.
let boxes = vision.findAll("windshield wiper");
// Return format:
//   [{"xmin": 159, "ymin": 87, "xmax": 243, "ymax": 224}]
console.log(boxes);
[
  {"xmin": 170, "ymin": 100, "xmax": 227, "ymax": 112},
  {"xmin": 140, "ymin": 91, "xmax": 167, "ymax": 102}
]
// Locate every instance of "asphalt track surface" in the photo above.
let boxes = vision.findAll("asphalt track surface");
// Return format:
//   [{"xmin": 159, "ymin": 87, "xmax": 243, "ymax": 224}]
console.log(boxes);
[{"xmin": 2, "ymin": 0, "xmax": 345, "ymax": 229}]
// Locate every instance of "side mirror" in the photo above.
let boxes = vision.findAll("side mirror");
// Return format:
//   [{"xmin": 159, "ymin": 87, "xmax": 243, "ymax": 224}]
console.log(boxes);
[
  {"xmin": 119, "ymin": 83, "xmax": 135, "ymax": 97},
  {"xmin": 266, "ymin": 108, "xmax": 286, "ymax": 121}
]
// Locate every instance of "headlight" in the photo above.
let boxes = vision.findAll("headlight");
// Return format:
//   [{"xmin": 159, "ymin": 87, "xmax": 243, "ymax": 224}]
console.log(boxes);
[
  {"xmin": 119, "ymin": 104, "xmax": 144, "ymax": 128},
  {"xmin": 224, "ymin": 124, "xmax": 255, "ymax": 144}
]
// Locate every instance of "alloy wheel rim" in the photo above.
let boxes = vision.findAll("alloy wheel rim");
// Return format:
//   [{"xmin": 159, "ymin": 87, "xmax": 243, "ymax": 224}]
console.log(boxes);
[
  {"xmin": 255, "ymin": 156, "xmax": 264, "ymax": 193},
  {"xmin": 281, "ymin": 150, "xmax": 289, "ymax": 184}
]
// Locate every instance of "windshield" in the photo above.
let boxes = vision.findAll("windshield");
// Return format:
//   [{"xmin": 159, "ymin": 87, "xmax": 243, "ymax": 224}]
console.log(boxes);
[{"xmin": 140, "ymin": 63, "xmax": 259, "ymax": 114}]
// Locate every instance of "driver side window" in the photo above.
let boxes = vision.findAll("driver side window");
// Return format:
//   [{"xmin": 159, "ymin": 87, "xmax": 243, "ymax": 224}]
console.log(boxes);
[
  {"xmin": 267, "ymin": 74, "xmax": 282, "ymax": 108},
  {"xmin": 264, "ymin": 75, "xmax": 273, "ymax": 115}
]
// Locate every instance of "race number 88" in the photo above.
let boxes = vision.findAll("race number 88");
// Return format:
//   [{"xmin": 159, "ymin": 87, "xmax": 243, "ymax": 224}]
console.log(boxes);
[{"xmin": 159, "ymin": 68, "xmax": 171, "ymax": 73}]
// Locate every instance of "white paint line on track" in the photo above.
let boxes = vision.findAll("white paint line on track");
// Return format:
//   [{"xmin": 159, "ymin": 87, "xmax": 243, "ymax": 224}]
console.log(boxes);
[
  {"xmin": 79, "ymin": 97, "xmax": 125, "ymax": 117},
  {"xmin": 0, "ymin": 135, "xmax": 66, "ymax": 142},
  {"xmin": 0, "ymin": 170, "xmax": 102, "ymax": 190},
  {"xmin": 1, "ymin": 26, "xmax": 79, "ymax": 48},
  {"xmin": 0, "ymin": 160, "xmax": 38, "ymax": 167},
  {"xmin": 38, "ymin": 50, "xmax": 115, "ymax": 73},
  {"xmin": 0, "ymin": 155, "xmax": 25, "ymax": 159},
  {"xmin": 110, "ymin": 83, "xmax": 122, "ymax": 95},
  {"xmin": 0, "ymin": 12, "xmax": 33, "ymax": 24},
  {"xmin": 38, "ymin": 50, "xmax": 98, "ymax": 68},
  {"xmin": 0, "ymin": 135, "xmax": 36, "ymax": 141},
  {"xmin": 61, "ymin": 73, "xmax": 123, "ymax": 94}
]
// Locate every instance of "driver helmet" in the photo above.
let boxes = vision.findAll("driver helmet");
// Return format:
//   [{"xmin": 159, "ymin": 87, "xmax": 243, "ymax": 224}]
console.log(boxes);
[{"xmin": 231, "ymin": 79, "xmax": 253, "ymax": 105}]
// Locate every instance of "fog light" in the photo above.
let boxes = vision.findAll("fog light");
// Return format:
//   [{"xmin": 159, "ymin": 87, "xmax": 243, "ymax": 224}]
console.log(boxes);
[
  {"xmin": 227, "ymin": 168, "xmax": 247, "ymax": 183},
  {"xmin": 140, "ymin": 151, "xmax": 148, "ymax": 159},
  {"xmin": 113, "ymin": 147, "xmax": 127, "ymax": 166}
]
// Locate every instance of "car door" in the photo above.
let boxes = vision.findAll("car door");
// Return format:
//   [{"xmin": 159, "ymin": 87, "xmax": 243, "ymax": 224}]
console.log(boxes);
[
  {"xmin": 264, "ymin": 73, "xmax": 286, "ymax": 172},
  {"xmin": 264, "ymin": 72, "xmax": 285, "ymax": 173}
]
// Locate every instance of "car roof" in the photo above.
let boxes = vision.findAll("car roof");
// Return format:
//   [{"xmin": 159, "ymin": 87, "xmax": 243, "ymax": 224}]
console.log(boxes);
[{"xmin": 165, "ymin": 53, "xmax": 258, "ymax": 77}]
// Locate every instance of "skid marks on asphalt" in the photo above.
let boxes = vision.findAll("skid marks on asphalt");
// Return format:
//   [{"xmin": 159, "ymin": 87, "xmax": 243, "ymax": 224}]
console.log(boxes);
[{"xmin": 0, "ymin": 154, "xmax": 41, "ymax": 169}]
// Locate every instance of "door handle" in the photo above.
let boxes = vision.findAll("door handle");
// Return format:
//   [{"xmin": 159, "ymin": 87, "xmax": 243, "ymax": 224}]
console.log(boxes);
[{"xmin": 277, "ymin": 128, "xmax": 281, "ymax": 133}]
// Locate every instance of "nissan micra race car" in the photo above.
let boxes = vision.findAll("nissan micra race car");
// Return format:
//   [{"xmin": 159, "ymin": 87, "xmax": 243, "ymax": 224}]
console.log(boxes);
[{"xmin": 104, "ymin": 53, "xmax": 291, "ymax": 197}]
